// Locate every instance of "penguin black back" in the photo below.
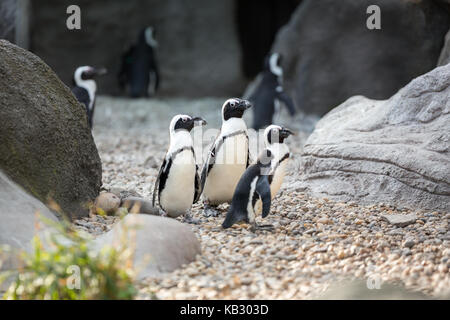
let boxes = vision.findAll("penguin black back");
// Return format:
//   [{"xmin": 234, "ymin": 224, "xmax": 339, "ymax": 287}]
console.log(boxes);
[
  {"xmin": 119, "ymin": 26, "xmax": 160, "ymax": 98},
  {"xmin": 249, "ymin": 53, "xmax": 296, "ymax": 130},
  {"xmin": 222, "ymin": 150, "xmax": 273, "ymax": 229}
]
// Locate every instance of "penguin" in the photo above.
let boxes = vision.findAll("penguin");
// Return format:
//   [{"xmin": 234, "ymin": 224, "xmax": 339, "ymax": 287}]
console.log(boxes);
[
  {"xmin": 248, "ymin": 52, "xmax": 296, "ymax": 130},
  {"xmin": 222, "ymin": 149, "xmax": 274, "ymax": 231},
  {"xmin": 152, "ymin": 114, "xmax": 207, "ymax": 223},
  {"xmin": 71, "ymin": 66, "xmax": 107, "ymax": 129},
  {"xmin": 253, "ymin": 125, "xmax": 294, "ymax": 214},
  {"xmin": 119, "ymin": 26, "xmax": 160, "ymax": 98},
  {"xmin": 200, "ymin": 98, "xmax": 252, "ymax": 217}
]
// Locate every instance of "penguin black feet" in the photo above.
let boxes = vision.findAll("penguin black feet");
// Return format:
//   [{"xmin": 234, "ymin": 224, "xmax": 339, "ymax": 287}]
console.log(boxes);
[
  {"xmin": 203, "ymin": 203, "xmax": 220, "ymax": 217},
  {"xmin": 183, "ymin": 211, "xmax": 200, "ymax": 225},
  {"xmin": 250, "ymin": 223, "xmax": 275, "ymax": 233}
]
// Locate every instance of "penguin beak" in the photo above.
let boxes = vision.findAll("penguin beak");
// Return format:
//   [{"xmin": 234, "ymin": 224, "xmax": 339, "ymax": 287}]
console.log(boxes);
[
  {"xmin": 93, "ymin": 67, "xmax": 108, "ymax": 76},
  {"xmin": 280, "ymin": 128, "xmax": 295, "ymax": 138},
  {"xmin": 192, "ymin": 116, "xmax": 207, "ymax": 126},
  {"xmin": 237, "ymin": 100, "xmax": 252, "ymax": 111}
]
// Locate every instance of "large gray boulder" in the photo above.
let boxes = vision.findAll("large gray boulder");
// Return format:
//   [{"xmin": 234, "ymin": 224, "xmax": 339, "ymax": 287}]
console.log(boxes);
[
  {"xmin": 298, "ymin": 63, "xmax": 450, "ymax": 212},
  {"xmin": 0, "ymin": 171, "xmax": 57, "ymax": 270},
  {"xmin": 273, "ymin": 0, "xmax": 450, "ymax": 115},
  {"xmin": 0, "ymin": 40, "xmax": 102, "ymax": 219},
  {"xmin": 92, "ymin": 214, "xmax": 201, "ymax": 279}
]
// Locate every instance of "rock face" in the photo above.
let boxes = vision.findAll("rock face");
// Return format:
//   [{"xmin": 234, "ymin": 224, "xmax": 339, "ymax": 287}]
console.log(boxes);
[
  {"xmin": 0, "ymin": 171, "xmax": 57, "ymax": 270},
  {"xmin": 438, "ymin": 29, "xmax": 450, "ymax": 66},
  {"xmin": 0, "ymin": 40, "xmax": 102, "ymax": 219},
  {"xmin": 31, "ymin": 0, "xmax": 245, "ymax": 97},
  {"xmin": 92, "ymin": 214, "xmax": 201, "ymax": 279},
  {"xmin": 299, "ymin": 64, "xmax": 450, "ymax": 212},
  {"xmin": 273, "ymin": 0, "xmax": 450, "ymax": 115}
]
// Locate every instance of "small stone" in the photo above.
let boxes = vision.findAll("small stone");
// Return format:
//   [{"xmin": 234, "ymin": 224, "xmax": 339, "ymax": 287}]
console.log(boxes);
[
  {"xmin": 93, "ymin": 192, "xmax": 121, "ymax": 215},
  {"xmin": 382, "ymin": 214, "xmax": 417, "ymax": 227},
  {"xmin": 403, "ymin": 239, "xmax": 415, "ymax": 248}
]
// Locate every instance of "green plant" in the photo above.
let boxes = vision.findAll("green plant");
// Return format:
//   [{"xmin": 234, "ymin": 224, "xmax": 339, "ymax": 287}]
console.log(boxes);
[{"xmin": 1, "ymin": 217, "xmax": 137, "ymax": 300}]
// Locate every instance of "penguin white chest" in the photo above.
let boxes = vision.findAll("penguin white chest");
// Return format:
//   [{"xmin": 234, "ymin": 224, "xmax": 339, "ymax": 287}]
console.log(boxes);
[
  {"xmin": 270, "ymin": 159, "xmax": 288, "ymax": 197},
  {"xmin": 203, "ymin": 134, "xmax": 248, "ymax": 205},
  {"xmin": 159, "ymin": 151, "xmax": 196, "ymax": 217}
]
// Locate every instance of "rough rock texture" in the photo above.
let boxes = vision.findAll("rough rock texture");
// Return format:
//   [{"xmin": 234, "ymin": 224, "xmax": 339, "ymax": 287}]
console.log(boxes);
[
  {"xmin": 382, "ymin": 214, "xmax": 418, "ymax": 228},
  {"xmin": 438, "ymin": 29, "xmax": 450, "ymax": 66},
  {"xmin": 273, "ymin": 0, "xmax": 450, "ymax": 115},
  {"xmin": 0, "ymin": 40, "xmax": 102, "ymax": 219},
  {"xmin": 31, "ymin": 0, "xmax": 245, "ymax": 97},
  {"xmin": 0, "ymin": 171, "xmax": 57, "ymax": 270},
  {"xmin": 299, "ymin": 64, "xmax": 450, "ymax": 212},
  {"xmin": 92, "ymin": 214, "xmax": 201, "ymax": 279}
]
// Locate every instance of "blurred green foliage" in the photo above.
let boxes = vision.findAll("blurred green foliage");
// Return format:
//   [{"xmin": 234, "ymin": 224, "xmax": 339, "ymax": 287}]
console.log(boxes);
[{"xmin": 0, "ymin": 217, "xmax": 137, "ymax": 300}]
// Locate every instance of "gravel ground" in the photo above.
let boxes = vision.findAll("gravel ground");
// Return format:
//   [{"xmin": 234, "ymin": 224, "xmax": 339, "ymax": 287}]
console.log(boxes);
[{"xmin": 76, "ymin": 96, "xmax": 450, "ymax": 299}]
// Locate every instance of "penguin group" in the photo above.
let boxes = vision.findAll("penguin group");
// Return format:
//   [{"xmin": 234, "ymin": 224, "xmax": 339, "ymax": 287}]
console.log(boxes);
[{"xmin": 151, "ymin": 96, "xmax": 294, "ymax": 232}]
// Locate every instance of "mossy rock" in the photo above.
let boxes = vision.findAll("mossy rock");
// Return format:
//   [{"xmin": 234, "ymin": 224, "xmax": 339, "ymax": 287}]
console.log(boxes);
[{"xmin": 0, "ymin": 40, "xmax": 102, "ymax": 219}]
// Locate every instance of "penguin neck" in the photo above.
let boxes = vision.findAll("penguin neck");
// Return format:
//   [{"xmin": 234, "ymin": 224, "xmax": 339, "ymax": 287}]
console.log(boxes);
[
  {"xmin": 168, "ymin": 130, "xmax": 193, "ymax": 154},
  {"xmin": 267, "ymin": 142, "xmax": 289, "ymax": 163},
  {"xmin": 221, "ymin": 118, "xmax": 247, "ymax": 136},
  {"xmin": 77, "ymin": 79, "xmax": 97, "ymax": 106}
]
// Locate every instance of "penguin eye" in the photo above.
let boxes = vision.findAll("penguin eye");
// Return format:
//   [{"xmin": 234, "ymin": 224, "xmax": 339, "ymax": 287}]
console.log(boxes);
[
  {"xmin": 182, "ymin": 118, "xmax": 187, "ymax": 123},
  {"xmin": 230, "ymin": 102, "xmax": 235, "ymax": 107}
]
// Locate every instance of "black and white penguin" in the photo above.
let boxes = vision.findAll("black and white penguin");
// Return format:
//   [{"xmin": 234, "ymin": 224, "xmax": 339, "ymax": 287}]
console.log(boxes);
[
  {"xmin": 119, "ymin": 26, "xmax": 160, "ymax": 98},
  {"xmin": 222, "ymin": 149, "xmax": 274, "ymax": 231},
  {"xmin": 152, "ymin": 114, "xmax": 207, "ymax": 223},
  {"xmin": 200, "ymin": 98, "xmax": 252, "ymax": 217},
  {"xmin": 254, "ymin": 125, "xmax": 294, "ymax": 215},
  {"xmin": 248, "ymin": 53, "xmax": 296, "ymax": 130},
  {"xmin": 71, "ymin": 66, "xmax": 107, "ymax": 129}
]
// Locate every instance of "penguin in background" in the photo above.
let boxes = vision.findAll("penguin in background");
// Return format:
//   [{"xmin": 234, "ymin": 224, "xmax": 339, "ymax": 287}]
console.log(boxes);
[
  {"xmin": 222, "ymin": 149, "xmax": 274, "ymax": 232},
  {"xmin": 152, "ymin": 114, "xmax": 207, "ymax": 223},
  {"xmin": 200, "ymin": 98, "xmax": 252, "ymax": 217},
  {"xmin": 248, "ymin": 52, "xmax": 296, "ymax": 130},
  {"xmin": 119, "ymin": 26, "xmax": 160, "ymax": 98},
  {"xmin": 72, "ymin": 66, "xmax": 107, "ymax": 129},
  {"xmin": 253, "ymin": 125, "xmax": 294, "ymax": 215}
]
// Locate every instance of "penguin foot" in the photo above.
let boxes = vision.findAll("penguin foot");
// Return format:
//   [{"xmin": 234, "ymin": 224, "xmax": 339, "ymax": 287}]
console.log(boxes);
[
  {"xmin": 159, "ymin": 209, "xmax": 168, "ymax": 217},
  {"xmin": 183, "ymin": 212, "xmax": 200, "ymax": 224},
  {"xmin": 203, "ymin": 205, "xmax": 220, "ymax": 217},
  {"xmin": 250, "ymin": 223, "xmax": 275, "ymax": 232}
]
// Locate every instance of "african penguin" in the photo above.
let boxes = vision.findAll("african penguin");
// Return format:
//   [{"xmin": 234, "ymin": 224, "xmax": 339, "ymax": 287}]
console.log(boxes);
[
  {"xmin": 222, "ymin": 149, "xmax": 274, "ymax": 232},
  {"xmin": 248, "ymin": 52, "xmax": 296, "ymax": 130},
  {"xmin": 199, "ymin": 98, "xmax": 252, "ymax": 217},
  {"xmin": 72, "ymin": 66, "xmax": 107, "ymax": 129},
  {"xmin": 254, "ymin": 125, "xmax": 294, "ymax": 215},
  {"xmin": 152, "ymin": 114, "xmax": 207, "ymax": 223},
  {"xmin": 119, "ymin": 26, "xmax": 160, "ymax": 98}
]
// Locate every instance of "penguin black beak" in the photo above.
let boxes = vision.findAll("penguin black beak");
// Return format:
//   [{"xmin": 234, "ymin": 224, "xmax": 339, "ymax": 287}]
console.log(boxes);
[
  {"xmin": 237, "ymin": 100, "xmax": 252, "ymax": 111},
  {"xmin": 93, "ymin": 67, "xmax": 108, "ymax": 76},
  {"xmin": 280, "ymin": 128, "xmax": 295, "ymax": 138},
  {"xmin": 192, "ymin": 116, "xmax": 207, "ymax": 126}
]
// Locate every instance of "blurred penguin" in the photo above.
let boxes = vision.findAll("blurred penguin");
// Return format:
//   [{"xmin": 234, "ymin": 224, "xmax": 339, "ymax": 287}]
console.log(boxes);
[
  {"xmin": 72, "ymin": 66, "xmax": 107, "ymax": 129},
  {"xmin": 247, "ymin": 53, "xmax": 296, "ymax": 130},
  {"xmin": 119, "ymin": 26, "xmax": 160, "ymax": 98}
]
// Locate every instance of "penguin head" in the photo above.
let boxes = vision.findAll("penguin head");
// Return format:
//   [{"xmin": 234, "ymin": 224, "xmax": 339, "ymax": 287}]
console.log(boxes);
[
  {"xmin": 265, "ymin": 52, "xmax": 283, "ymax": 77},
  {"xmin": 140, "ymin": 26, "xmax": 158, "ymax": 48},
  {"xmin": 170, "ymin": 114, "xmax": 207, "ymax": 134},
  {"xmin": 264, "ymin": 125, "xmax": 294, "ymax": 145},
  {"xmin": 222, "ymin": 98, "xmax": 252, "ymax": 121},
  {"xmin": 73, "ymin": 66, "xmax": 107, "ymax": 86}
]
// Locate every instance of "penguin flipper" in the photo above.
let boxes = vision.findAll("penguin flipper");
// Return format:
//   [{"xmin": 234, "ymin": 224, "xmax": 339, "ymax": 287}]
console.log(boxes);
[
  {"xmin": 193, "ymin": 165, "xmax": 201, "ymax": 204},
  {"xmin": 199, "ymin": 134, "xmax": 221, "ymax": 192},
  {"xmin": 152, "ymin": 156, "xmax": 170, "ymax": 207},
  {"xmin": 256, "ymin": 175, "xmax": 271, "ymax": 218},
  {"xmin": 276, "ymin": 90, "xmax": 296, "ymax": 116}
]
